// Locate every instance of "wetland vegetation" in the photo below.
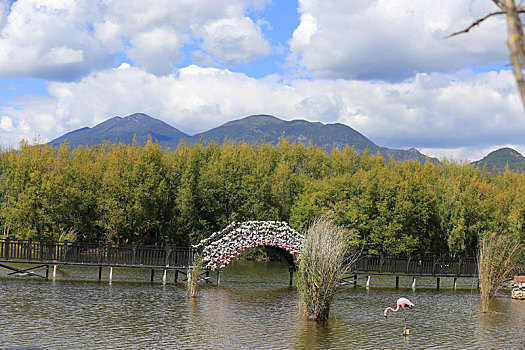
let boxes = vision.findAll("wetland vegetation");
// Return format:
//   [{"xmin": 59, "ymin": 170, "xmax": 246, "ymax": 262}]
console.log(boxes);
[{"xmin": 1, "ymin": 139, "xmax": 524, "ymax": 259}]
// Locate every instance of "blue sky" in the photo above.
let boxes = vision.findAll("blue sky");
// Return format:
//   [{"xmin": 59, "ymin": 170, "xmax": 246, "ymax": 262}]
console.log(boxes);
[{"xmin": 0, "ymin": 0, "xmax": 523, "ymax": 161}]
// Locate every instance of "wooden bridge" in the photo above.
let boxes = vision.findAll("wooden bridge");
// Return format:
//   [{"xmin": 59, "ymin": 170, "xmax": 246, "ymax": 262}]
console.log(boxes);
[
  {"xmin": 0, "ymin": 238, "xmax": 196, "ymax": 283},
  {"xmin": 0, "ymin": 238, "xmax": 478, "ymax": 288},
  {"xmin": 344, "ymin": 254, "xmax": 478, "ymax": 289}
]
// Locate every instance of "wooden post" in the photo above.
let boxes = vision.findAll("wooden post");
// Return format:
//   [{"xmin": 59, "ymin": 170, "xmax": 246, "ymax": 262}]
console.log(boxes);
[
  {"xmin": 45, "ymin": 265, "xmax": 49, "ymax": 279},
  {"xmin": 132, "ymin": 243, "xmax": 137, "ymax": 265},
  {"xmin": 412, "ymin": 277, "xmax": 416, "ymax": 290},
  {"xmin": 40, "ymin": 239, "xmax": 45, "ymax": 261},
  {"xmin": 217, "ymin": 270, "xmax": 221, "ymax": 285},
  {"xmin": 5, "ymin": 237, "xmax": 9, "ymax": 259},
  {"xmin": 107, "ymin": 242, "xmax": 112, "ymax": 264},
  {"xmin": 453, "ymin": 277, "xmax": 457, "ymax": 290},
  {"xmin": 436, "ymin": 277, "xmax": 440, "ymax": 289},
  {"xmin": 98, "ymin": 241, "xmax": 103, "ymax": 264},
  {"xmin": 353, "ymin": 274, "xmax": 357, "ymax": 287},
  {"xmin": 53, "ymin": 265, "xmax": 57, "ymax": 280},
  {"xmin": 366, "ymin": 275, "xmax": 371, "ymax": 288},
  {"xmin": 174, "ymin": 270, "xmax": 179, "ymax": 283},
  {"xmin": 28, "ymin": 239, "xmax": 32, "ymax": 261},
  {"xmin": 162, "ymin": 269, "xmax": 167, "ymax": 285},
  {"xmin": 151, "ymin": 269, "xmax": 155, "ymax": 282},
  {"xmin": 98, "ymin": 266, "xmax": 102, "ymax": 281},
  {"xmin": 396, "ymin": 276, "xmax": 400, "ymax": 289},
  {"xmin": 109, "ymin": 267, "xmax": 113, "ymax": 283}
]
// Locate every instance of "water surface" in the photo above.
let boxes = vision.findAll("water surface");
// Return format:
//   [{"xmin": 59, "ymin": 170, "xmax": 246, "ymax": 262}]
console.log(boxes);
[{"xmin": 0, "ymin": 261, "xmax": 523, "ymax": 349}]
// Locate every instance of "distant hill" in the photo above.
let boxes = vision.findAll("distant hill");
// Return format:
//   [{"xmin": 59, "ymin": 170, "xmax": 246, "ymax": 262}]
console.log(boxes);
[
  {"xmin": 188, "ymin": 114, "xmax": 379, "ymax": 150},
  {"xmin": 472, "ymin": 147, "xmax": 525, "ymax": 172},
  {"xmin": 49, "ymin": 113, "xmax": 435, "ymax": 163},
  {"xmin": 49, "ymin": 113, "xmax": 188, "ymax": 149},
  {"xmin": 187, "ymin": 114, "xmax": 435, "ymax": 163}
]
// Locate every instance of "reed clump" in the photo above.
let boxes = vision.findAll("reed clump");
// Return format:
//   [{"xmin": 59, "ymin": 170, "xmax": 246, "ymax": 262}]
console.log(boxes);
[
  {"xmin": 297, "ymin": 215, "xmax": 355, "ymax": 321},
  {"xmin": 188, "ymin": 255, "xmax": 204, "ymax": 298},
  {"xmin": 478, "ymin": 232, "xmax": 523, "ymax": 312}
]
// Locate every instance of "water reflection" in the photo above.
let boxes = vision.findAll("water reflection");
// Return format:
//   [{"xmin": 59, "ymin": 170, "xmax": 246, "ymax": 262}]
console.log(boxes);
[
  {"xmin": 295, "ymin": 318, "xmax": 335, "ymax": 349},
  {"xmin": 0, "ymin": 261, "xmax": 523, "ymax": 349}
]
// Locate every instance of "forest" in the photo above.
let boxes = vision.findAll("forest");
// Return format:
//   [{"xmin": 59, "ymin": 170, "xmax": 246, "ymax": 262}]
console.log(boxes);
[{"xmin": 1, "ymin": 137, "xmax": 524, "ymax": 257}]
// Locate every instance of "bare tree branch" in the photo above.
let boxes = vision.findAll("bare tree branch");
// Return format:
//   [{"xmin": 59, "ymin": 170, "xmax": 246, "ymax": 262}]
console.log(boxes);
[
  {"xmin": 446, "ymin": 7, "xmax": 525, "ymax": 38},
  {"xmin": 492, "ymin": 0, "xmax": 504, "ymax": 9},
  {"xmin": 446, "ymin": 11, "xmax": 505, "ymax": 38}
]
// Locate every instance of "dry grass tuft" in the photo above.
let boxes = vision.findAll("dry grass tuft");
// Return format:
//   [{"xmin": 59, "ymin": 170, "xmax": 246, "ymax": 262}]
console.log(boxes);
[
  {"xmin": 188, "ymin": 255, "xmax": 204, "ymax": 298},
  {"xmin": 478, "ymin": 232, "xmax": 523, "ymax": 312},
  {"xmin": 297, "ymin": 215, "xmax": 357, "ymax": 321}
]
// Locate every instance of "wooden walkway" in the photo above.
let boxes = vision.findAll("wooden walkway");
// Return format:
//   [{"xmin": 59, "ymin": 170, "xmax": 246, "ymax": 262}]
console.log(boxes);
[
  {"xmin": 0, "ymin": 238, "xmax": 478, "ymax": 287},
  {"xmin": 344, "ymin": 254, "xmax": 478, "ymax": 288},
  {"xmin": 0, "ymin": 238, "xmax": 195, "ymax": 268},
  {"xmin": 0, "ymin": 238, "xmax": 196, "ymax": 282},
  {"xmin": 351, "ymin": 254, "xmax": 477, "ymax": 277}
]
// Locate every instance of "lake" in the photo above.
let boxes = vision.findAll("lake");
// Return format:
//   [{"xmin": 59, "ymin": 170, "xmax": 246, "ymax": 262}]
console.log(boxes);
[{"xmin": 0, "ymin": 260, "xmax": 523, "ymax": 349}]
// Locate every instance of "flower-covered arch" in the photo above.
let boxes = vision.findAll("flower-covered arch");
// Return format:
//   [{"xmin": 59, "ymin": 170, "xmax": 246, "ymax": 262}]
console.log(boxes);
[{"xmin": 193, "ymin": 221, "xmax": 304, "ymax": 270}]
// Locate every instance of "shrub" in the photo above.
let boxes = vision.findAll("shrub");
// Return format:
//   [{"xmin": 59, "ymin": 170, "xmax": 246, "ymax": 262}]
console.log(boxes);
[
  {"xmin": 478, "ymin": 232, "xmax": 523, "ymax": 312},
  {"xmin": 297, "ymin": 215, "xmax": 356, "ymax": 320}
]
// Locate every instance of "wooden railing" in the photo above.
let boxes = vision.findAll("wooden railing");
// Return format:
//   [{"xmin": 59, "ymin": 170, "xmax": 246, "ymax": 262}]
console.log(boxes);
[
  {"xmin": 351, "ymin": 254, "xmax": 478, "ymax": 277},
  {"xmin": 0, "ymin": 238, "xmax": 195, "ymax": 268},
  {"xmin": 0, "ymin": 238, "xmax": 479, "ymax": 276}
]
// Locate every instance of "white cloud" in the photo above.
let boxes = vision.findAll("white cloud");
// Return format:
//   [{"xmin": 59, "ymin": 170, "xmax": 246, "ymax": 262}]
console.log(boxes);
[
  {"xmin": 0, "ymin": 0, "xmax": 111, "ymax": 80},
  {"xmin": 289, "ymin": 0, "xmax": 508, "ymax": 81},
  {"xmin": 0, "ymin": 0, "xmax": 510, "ymax": 84},
  {"xmin": 0, "ymin": 0, "xmax": 273, "ymax": 81},
  {"xmin": 0, "ymin": 116, "xmax": 13, "ymax": 130},
  {"xmin": 1, "ymin": 65, "xmax": 524, "ymax": 161},
  {"xmin": 41, "ymin": 46, "xmax": 84, "ymax": 65},
  {"xmin": 290, "ymin": 13, "xmax": 317, "ymax": 49},
  {"xmin": 93, "ymin": 20, "xmax": 124, "ymax": 52},
  {"xmin": 198, "ymin": 17, "xmax": 270, "ymax": 64},
  {"xmin": 127, "ymin": 27, "xmax": 182, "ymax": 75},
  {"xmin": 0, "ymin": 95, "xmax": 57, "ymax": 146}
]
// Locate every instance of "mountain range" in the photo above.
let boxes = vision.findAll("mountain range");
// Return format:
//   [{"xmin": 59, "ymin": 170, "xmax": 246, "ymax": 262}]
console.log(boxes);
[
  {"xmin": 50, "ymin": 112, "xmax": 525, "ymax": 169},
  {"xmin": 49, "ymin": 113, "xmax": 435, "ymax": 163}
]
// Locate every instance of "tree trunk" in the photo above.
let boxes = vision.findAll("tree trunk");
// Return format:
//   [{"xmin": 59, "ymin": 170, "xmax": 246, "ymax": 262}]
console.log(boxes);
[{"xmin": 503, "ymin": 0, "xmax": 525, "ymax": 110}]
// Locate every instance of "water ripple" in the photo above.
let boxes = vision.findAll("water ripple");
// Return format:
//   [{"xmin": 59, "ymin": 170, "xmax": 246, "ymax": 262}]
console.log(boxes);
[{"xmin": 0, "ymin": 262, "xmax": 523, "ymax": 349}]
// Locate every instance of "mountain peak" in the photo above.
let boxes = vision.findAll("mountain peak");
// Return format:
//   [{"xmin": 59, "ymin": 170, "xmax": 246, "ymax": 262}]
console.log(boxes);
[
  {"xmin": 124, "ymin": 113, "xmax": 153, "ymax": 122},
  {"xmin": 488, "ymin": 147, "xmax": 523, "ymax": 158},
  {"xmin": 472, "ymin": 147, "xmax": 525, "ymax": 172},
  {"xmin": 243, "ymin": 114, "xmax": 281, "ymax": 121},
  {"xmin": 49, "ymin": 113, "xmax": 188, "ymax": 149},
  {"xmin": 222, "ymin": 114, "xmax": 284, "ymax": 128}
]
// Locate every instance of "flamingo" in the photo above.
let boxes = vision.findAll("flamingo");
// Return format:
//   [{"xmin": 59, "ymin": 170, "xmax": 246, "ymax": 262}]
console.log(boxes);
[
  {"xmin": 383, "ymin": 297, "xmax": 414, "ymax": 317},
  {"xmin": 384, "ymin": 297, "xmax": 414, "ymax": 335}
]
